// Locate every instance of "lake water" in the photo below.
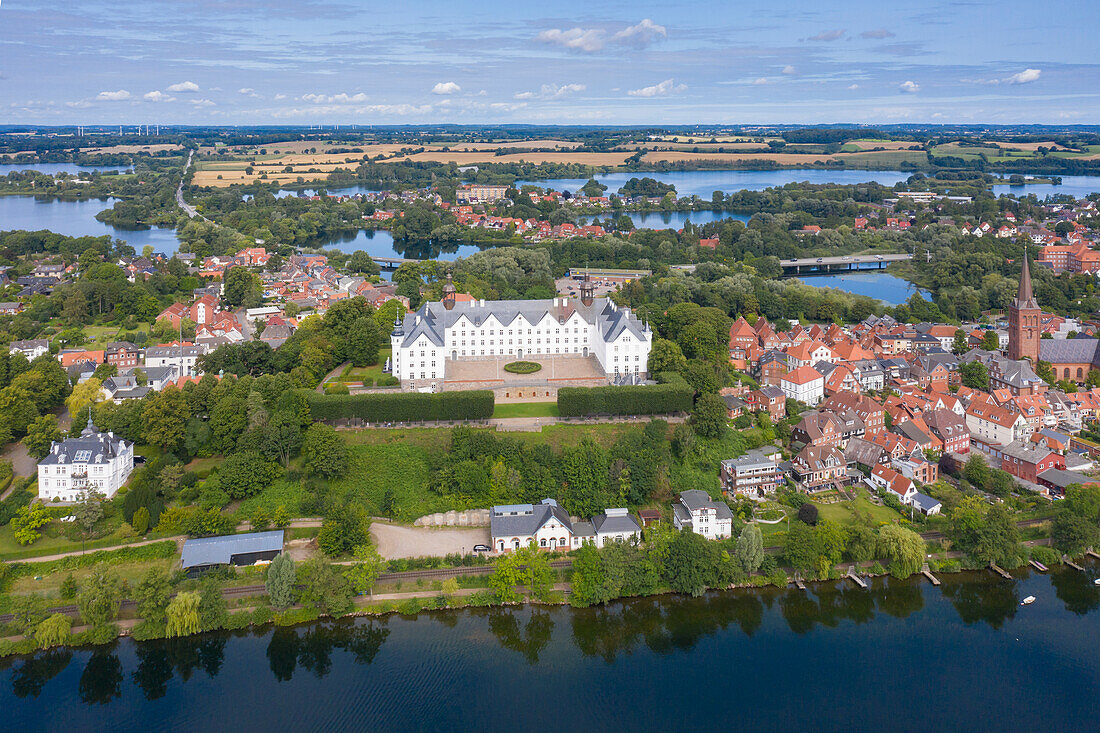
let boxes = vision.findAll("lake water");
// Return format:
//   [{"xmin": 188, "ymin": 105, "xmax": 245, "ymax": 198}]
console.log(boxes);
[
  {"xmin": 0, "ymin": 164, "xmax": 132, "ymax": 176},
  {"xmin": 2, "ymin": 567, "xmax": 1096, "ymax": 732},
  {"xmin": 0, "ymin": 196, "xmax": 181, "ymax": 254},
  {"xmin": 796, "ymin": 270, "xmax": 925, "ymax": 306},
  {"xmin": 997, "ymin": 174, "xmax": 1100, "ymax": 201}
]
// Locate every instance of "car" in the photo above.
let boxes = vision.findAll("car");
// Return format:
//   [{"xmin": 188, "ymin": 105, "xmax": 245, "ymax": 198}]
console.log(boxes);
[
  {"xmin": 876, "ymin": 255, "xmax": 884, "ymax": 260},
  {"xmin": 842, "ymin": 256, "xmax": 850, "ymax": 261},
  {"xmin": 472, "ymin": 544, "xmax": 491, "ymax": 553},
  {"xmin": 789, "ymin": 258, "xmax": 798, "ymax": 262},
  {"xmin": 816, "ymin": 258, "xmax": 823, "ymax": 262}
]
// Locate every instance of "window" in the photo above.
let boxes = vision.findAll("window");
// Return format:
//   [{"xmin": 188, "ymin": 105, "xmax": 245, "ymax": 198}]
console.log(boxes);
[{"xmin": 74, "ymin": 450, "xmax": 92, "ymax": 462}]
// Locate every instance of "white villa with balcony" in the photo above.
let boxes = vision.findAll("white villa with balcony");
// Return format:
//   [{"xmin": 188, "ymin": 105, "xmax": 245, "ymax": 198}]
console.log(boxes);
[{"xmin": 37, "ymin": 418, "xmax": 134, "ymax": 502}]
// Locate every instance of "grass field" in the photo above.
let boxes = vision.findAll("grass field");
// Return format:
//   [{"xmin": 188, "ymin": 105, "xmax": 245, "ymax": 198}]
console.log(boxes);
[
  {"xmin": 331, "ymin": 349, "xmax": 392, "ymax": 385},
  {"xmin": 491, "ymin": 402, "xmax": 560, "ymax": 419},
  {"xmin": 812, "ymin": 486, "xmax": 907, "ymax": 526},
  {"xmin": 11, "ymin": 557, "xmax": 176, "ymax": 598}
]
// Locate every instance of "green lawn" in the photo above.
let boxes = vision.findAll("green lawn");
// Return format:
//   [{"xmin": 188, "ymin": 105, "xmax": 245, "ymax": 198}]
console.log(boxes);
[
  {"xmin": 332, "ymin": 348, "xmax": 393, "ymax": 385},
  {"xmin": 492, "ymin": 402, "xmax": 560, "ymax": 419},
  {"xmin": 812, "ymin": 486, "xmax": 907, "ymax": 526}
]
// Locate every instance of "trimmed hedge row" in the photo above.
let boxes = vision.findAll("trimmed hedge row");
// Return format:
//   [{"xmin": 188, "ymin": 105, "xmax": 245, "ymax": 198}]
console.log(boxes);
[
  {"xmin": 305, "ymin": 389, "xmax": 495, "ymax": 422},
  {"xmin": 558, "ymin": 374, "xmax": 693, "ymax": 417}
]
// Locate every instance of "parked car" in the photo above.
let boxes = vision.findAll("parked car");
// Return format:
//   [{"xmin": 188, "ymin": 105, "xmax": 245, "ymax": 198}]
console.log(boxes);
[{"xmin": 472, "ymin": 544, "xmax": 491, "ymax": 553}]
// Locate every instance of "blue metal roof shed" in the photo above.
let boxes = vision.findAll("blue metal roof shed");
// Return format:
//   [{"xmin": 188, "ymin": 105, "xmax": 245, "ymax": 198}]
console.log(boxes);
[{"xmin": 180, "ymin": 530, "xmax": 285, "ymax": 572}]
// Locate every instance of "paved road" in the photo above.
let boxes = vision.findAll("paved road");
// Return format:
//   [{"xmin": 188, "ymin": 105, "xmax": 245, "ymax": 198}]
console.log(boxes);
[{"xmin": 176, "ymin": 150, "xmax": 203, "ymax": 219}]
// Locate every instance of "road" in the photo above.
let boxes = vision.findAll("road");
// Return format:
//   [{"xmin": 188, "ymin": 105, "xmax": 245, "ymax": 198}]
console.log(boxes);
[{"xmin": 175, "ymin": 150, "xmax": 203, "ymax": 219}]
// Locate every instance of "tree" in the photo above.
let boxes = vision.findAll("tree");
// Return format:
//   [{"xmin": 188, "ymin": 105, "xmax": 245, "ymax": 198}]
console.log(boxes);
[
  {"xmin": 298, "ymin": 557, "xmax": 354, "ymax": 615},
  {"xmin": 34, "ymin": 614, "xmax": 72, "ymax": 648},
  {"xmin": 22, "ymin": 415, "xmax": 62, "ymax": 460},
  {"xmin": 218, "ymin": 451, "xmax": 282, "ymax": 499},
  {"xmin": 301, "ymin": 423, "xmax": 349, "ymax": 479},
  {"xmin": 784, "ymin": 522, "xmax": 821, "ymax": 575},
  {"xmin": 963, "ymin": 454, "xmax": 992, "ymax": 491},
  {"xmin": 648, "ymin": 338, "xmax": 687, "ymax": 374},
  {"xmin": 132, "ymin": 506, "xmax": 150, "ymax": 535},
  {"xmin": 980, "ymin": 330, "xmax": 1000, "ymax": 351},
  {"xmin": 959, "ymin": 361, "xmax": 990, "ymax": 391},
  {"xmin": 9, "ymin": 594, "xmax": 49, "ymax": 633},
  {"xmin": 224, "ymin": 265, "xmax": 259, "ymax": 308},
  {"xmin": 665, "ymin": 529, "xmax": 720, "ymax": 596},
  {"xmin": 134, "ymin": 567, "xmax": 172, "ymax": 625},
  {"xmin": 165, "ymin": 592, "xmax": 202, "ymax": 637},
  {"xmin": 77, "ymin": 566, "xmax": 125, "ymax": 627},
  {"xmin": 199, "ymin": 577, "xmax": 227, "ymax": 630},
  {"xmin": 440, "ymin": 577, "xmax": 459, "ymax": 602},
  {"xmin": 74, "ymin": 488, "xmax": 105, "ymax": 538},
  {"xmin": 12, "ymin": 503, "xmax": 50, "ymax": 545},
  {"xmin": 265, "ymin": 553, "xmax": 297, "ymax": 610},
  {"xmin": 876, "ymin": 524, "xmax": 926, "ymax": 578},
  {"xmin": 262, "ymin": 410, "xmax": 301, "ymax": 467},
  {"xmin": 797, "ymin": 502, "xmax": 819, "ymax": 526},
  {"xmin": 317, "ymin": 503, "xmax": 371, "ymax": 556},
  {"xmin": 846, "ymin": 523, "xmax": 878, "ymax": 562},
  {"xmin": 142, "ymin": 386, "xmax": 189, "ymax": 452},
  {"xmin": 948, "ymin": 496, "xmax": 1021, "ymax": 566},
  {"xmin": 952, "ymin": 329, "xmax": 969, "ymax": 355},
  {"xmin": 66, "ymin": 378, "xmax": 104, "ymax": 426},
  {"xmin": 735, "ymin": 524, "xmax": 765, "ymax": 574},
  {"xmin": 344, "ymin": 544, "xmax": 384, "ymax": 595},
  {"xmin": 691, "ymin": 393, "xmax": 728, "ymax": 438},
  {"xmin": 1052, "ymin": 512, "xmax": 1097, "ymax": 558},
  {"xmin": 489, "ymin": 545, "xmax": 553, "ymax": 603}
]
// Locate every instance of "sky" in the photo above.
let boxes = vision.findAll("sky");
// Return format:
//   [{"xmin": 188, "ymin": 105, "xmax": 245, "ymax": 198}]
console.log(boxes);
[{"xmin": 2, "ymin": 0, "xmax": 1099, "ymax": 126}]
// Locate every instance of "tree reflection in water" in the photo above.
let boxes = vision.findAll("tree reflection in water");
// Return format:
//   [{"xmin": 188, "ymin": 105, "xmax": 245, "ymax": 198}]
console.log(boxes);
[
  {"xmin": 1050, "ymin": 567, "xmax": 1100, "ymax": 616},
  {"xmin": 266, "ymin": 618, "xmax": 390, "ymax": 682},
  {"xmin": 10, "ymin": 649, "xmax": 72, "ymax": 699},
  {"xmin": 486, "ymin": 609, "xmax": 554, "ymax": 665},
  {"xmin": 940, "ymin": 575, "xmax": 1018, "ymax": 629},
  {"xmin": 79, "ymin": 646, "xmax": 123, "ymax": 705}
]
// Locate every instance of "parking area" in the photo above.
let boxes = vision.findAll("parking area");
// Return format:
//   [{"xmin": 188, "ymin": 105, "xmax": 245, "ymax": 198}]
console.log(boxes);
[
  {"xmin": 370, "ymin": 522, "xmax": 491, "ymax": 559},
  {"xmin": 554, "ymin": 275, "xmax": 621, "ymax": 298}
]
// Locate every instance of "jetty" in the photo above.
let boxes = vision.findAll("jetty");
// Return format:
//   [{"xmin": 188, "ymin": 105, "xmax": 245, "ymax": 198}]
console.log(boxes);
[
  {"xmin": 990, "ymin": 563, "xmax": 1012, "ymax": 579},
  {"xmin": 1086, "ymin": 549, "xmax": 1100, "ymax": 560},
  {"xmin": 793, "ymin": 574, "xmax": 807, "ymax": 591},
  {"xmin": 1029, "ymin": 560, "xmax": 1048, "ymax": 572},
  {"xmin": 1064, "ymin": 556, "xmax": 1084, "ymax": 571},
  {"xmin": 921, "ymin": 564, "xmax": 941, "ymax": 586},
  {"xmin": 846, "ymin": 567, "xmax": 868, "ymax": 589}
]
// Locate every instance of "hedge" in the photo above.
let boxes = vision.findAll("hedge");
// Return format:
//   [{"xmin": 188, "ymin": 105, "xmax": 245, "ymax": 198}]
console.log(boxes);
[
  {"xmin": 305, "ymin": 389, "xmax": 494, "ymax": 422},
  {"xmin": 557, "ymin": 373, "xmax": 693, "ymax": 417}
]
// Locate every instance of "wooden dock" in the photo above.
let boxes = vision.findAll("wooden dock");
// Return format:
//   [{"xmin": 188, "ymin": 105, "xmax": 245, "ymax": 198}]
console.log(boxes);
[
  {"xmin": 847, "ymin": 567, "xmax": 868, "ymax": 589},
  {"xmin": 990, "ymin": 563, "xmax": 1012, "ymax": 579},
  {"xmin": 921, "ymin": 568, "xmax": 941, "ymax": 586},
  {"xmin": 1064, "ymin": 557, "xmax": 1085, "ymax": 571},
  {"xmin": 794, "ymin": 578, "xmax": 807, "ymax": 591},
  {"xmin": 1029, "ymin": 560, "xmax": 1048, "ymax": 572},
  {"xmin": 1086, "ymin": 549, "xmax": 1100, "ymax": 560}
]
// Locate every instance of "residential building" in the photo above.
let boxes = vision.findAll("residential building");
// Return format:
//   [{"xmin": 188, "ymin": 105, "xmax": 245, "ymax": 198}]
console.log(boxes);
[
  {"xmin": 923, "ymin": 409, "xmax": 971, "ymax": 454},
  {"xmin": 490, "ymin": 499, "xmax": 573, "ymax": 553},
  {"xmin": 590, "ymin": 508, "xmax": 643, "ymax": 547},
  {"xmin": 37, "ymin": 417, "xmax": 134, "ymax": 501},
  {"xmin": 672, "ymin": 490, "xmax": 733, "ymax": 540},
  {"xmin": 791, "ymin": 444, "xmax": 849, "ymax": 492},
  {"xmin": 720, "ymin": 450, "xmax": 784, "ymax": 500},
  {"xmin": 105, "ymin": 341, "xmax": 140, "ymax": 368},
  {"xmin": 780, "ymin": 365, "xmax": 824, "ymax": 405},
  {"xmin": 9, "ymin": 339, "xmax": 49, "ymax": 361},
  {"xmin": 145, "ymin": 343, "xmax": 201, "ymax": 374},
  {"xmin": 966, "ymin": 402, "xmax": 1031, "ymax": 446}
]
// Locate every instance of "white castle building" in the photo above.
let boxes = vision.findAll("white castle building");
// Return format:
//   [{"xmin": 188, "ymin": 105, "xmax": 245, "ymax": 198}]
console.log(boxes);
[
  {"xmin": 390, "ymin": 275, "xmax": 652, "ymax": 388},
  {"xmin": 37, "ymin": 417, "xmax": 134, "ymax": 502}
]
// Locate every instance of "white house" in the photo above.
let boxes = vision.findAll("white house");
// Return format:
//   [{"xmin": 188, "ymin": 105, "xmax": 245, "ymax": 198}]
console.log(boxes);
[
  {"xmin": 145, "ymin": 344, "xmax": 201, "ymax": 374},
  {"xmin": 780, "ymin": 365, "xmax": 824, "ymax": 406},
  {"xmin": 672, "ymin": 490, "xmax": 733, "ymax": 540},
  {"xmin": 490, "ymin": 499, "xmax": 573, "ymax": 553},
  {"xmin": 37, "ymin": 417, "xmax": 134, "ymax": 501},
  {"xmin": 9, "ymin": 339, "xmax": 49, "ymax": 361},
  {"xmin": 391, "ymin": 289, "xmax": 651, "ymax": 390},
  {"xmin": 591, "ymin": 508, "xmax": 642, "ymax": 547}
]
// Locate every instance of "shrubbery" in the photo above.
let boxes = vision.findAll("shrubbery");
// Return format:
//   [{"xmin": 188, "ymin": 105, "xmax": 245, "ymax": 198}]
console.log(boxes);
[
  {"xmin": 557, "ymin": 373, "xmax": 692, "ymax": 417},
  {"xmin": 305, "ymin": 389, "xmax": 494, "ymax": 422}
]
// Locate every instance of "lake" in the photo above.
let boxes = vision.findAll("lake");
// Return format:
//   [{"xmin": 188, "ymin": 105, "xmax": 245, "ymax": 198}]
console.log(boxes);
[
  {"xmin": 796, "ymin": 270, "xmax": 925, "ymax": 306},
  {"xmin": 0, "ymin": 164, "xmax": 132, "ymax": 176},
  {"xmin": 0, "ymin": 196, "xmax": 181, "ymax": 254},
  {"xmin": 1, "ymin": 567, "xmax": 1096, "ymax": 732}
]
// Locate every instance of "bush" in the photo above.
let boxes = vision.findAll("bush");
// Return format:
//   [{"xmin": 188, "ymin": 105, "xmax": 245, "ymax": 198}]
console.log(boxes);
[
  {"xmin": 558, "ymin": 373, "xmax": 692, "ymax": 417},
  {"xmin": 305, "ymin": 389, "xmax": 494, "ymax": 422},
  {"xmin": 503, "ymin": 361, "xmax": 542, "ymax": 374},
  {"xmin": 1028, "ymin": 545, "xmax": 1060, "ymax": 567}
]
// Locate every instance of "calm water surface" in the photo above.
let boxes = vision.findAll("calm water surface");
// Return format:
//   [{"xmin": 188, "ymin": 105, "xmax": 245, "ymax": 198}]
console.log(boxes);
[
  {"xmin": 2, "ymin": 568, "xmax": 1097, "ymax": 732},
  {"xmin": 796, "ymin": 270, "xmax": 926, "ymax": 305},
  {"xmin": 0, "ymin": 196, "xmax": 181, "ymax": 253},
  {"xmin": 0, "ymin": 163, "xmax": 132, "ymax": 176}
]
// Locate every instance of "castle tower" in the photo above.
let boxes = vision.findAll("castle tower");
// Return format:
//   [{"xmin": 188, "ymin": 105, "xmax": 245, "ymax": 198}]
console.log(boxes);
[
  {"xmin": 580, "ymin": 271, "xmax": 594, "ymax": 307},
  {"xmin": 1008, "ymin": 255, "xmax": 1040, "ymax": 362},
  {"xmin": 442, "ymin": 273, "xmax": 456, "ymax": 311}
]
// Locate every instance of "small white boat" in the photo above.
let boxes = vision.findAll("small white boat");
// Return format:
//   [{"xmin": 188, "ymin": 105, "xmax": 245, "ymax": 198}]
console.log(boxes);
[
  {"xmin": 1093, "ymin": 579, "xmax": 1100, "ymax": 586},
  {"xmin": 1021, "ymin": 595, "xmax": 1036, "ymax": 605}
]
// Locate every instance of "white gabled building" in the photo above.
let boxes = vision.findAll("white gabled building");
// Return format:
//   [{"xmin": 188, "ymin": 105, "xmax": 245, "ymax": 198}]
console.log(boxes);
[
  {"xmin": 37, "ymin": 417, "xmax": 134, "ymax": 502},
  {"xmin": 390, "ymin": 278, "xmax": 651, "ymax": 390},
  {"xmin": 672, "ymin": 490, "xmax": 733, "ymax": 540}
]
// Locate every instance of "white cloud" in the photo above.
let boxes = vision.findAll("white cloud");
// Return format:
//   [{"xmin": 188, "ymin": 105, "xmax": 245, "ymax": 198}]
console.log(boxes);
[
  {"xmin": 611, "ymin": 18, "xmax": 667, "ymax": 49},
  {"xmin": 431, "ymin": 81, "xmax": 461, "ymax": 95},
  {"xmin": 238, "ymin": 87, "xmax": 261, "ymax": 98},
  {"xmin": 807, "ymin": 29, "xmax": 846, "ymax": 42},
  {"xmin": 490, "ymin": 102, "xmax": 528, "ymax": 112},
  {"xmin": 143, "ymin": 91, "xmax": 175, "ymax": 102},
  {"xmin": 96, "ymin": 90, "xmax": 131, "ymax": 101},
  {"xmin": 537, "ymin": 27, "xmax": 606, "ymax": 52},
  {"xmin": 301, "ymin": 92, "xmax": 368, "ymax": 103},
  {"xmin": 190, "ymin": 98, "xmax": 216, "ymax": 107},
  {"xmin": 166, "ymin": 81, "xmax": 200, "ymax": 93},
  {"xmin": 847, "ymin": 84, "xmax": 860, "ymax": 90},
  {"xmin": 515, "ymin": 83, "xmax": 586, "ymax": 100},
  {"xmin": 627, "ymin": 78, "xmax": 686, "ymax": 98},
  {"xmin": 752, "ymin": 77, "xmax": 770, "ymax": 85},
  {"xmin": 274, "ymin": 93, "xmax": 287, "ymax": 100},
  {"xmin": 1007, "ymin": 68, "xmax": 1041, "ymax": 84},
  {"xmin": 782, "ymin": 65, "xmax": 796, "ymax": 75},
  {"xmin": 898, "ymin": 80, "xmax": 920, "ymax": 93},
  {"xmin": 860, "ymin": 29, "xmax": 895, "ymax": 39}
]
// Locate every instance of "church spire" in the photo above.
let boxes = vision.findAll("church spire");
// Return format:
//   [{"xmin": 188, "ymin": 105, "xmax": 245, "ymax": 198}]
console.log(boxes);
[{"xmin": 1015, "ymin": 254, "xmax": 1038, "ymax": 310}]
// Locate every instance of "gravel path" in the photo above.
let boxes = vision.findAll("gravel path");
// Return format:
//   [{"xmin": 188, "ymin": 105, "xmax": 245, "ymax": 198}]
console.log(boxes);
[{"xmin": 370, "ymin": 522, "xmax": 490, "ymax": 560}]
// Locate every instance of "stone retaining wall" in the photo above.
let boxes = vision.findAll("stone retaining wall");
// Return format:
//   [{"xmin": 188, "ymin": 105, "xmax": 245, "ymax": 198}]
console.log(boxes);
[{"xmin": 414, "ymin": 508, "xmax": 491, "ymax": 527}]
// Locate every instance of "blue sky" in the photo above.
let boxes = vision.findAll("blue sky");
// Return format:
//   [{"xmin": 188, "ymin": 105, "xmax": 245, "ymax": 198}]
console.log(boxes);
[{"xmin": 3, "ymin": 0, "xmax": 1098, "ymax": 125}]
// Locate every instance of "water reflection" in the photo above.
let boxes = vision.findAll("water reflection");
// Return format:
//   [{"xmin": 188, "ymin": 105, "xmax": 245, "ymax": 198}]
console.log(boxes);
[
  {"xmin": 941, "ymin": 576, "xmax": 1018, "ymax": 630},
  {"xmin": 8, "ymin": 649, "xmax": 72, "ymax": 699},
  {"xmin": 1050, "ymin": 567, "xmax": 1100, "ymax": 616},
  {"xmin": 486, "ymin": 609, "xmax": 554, "ymax": 664},
  {"xmin": 266, "ymin": 619, "xmax": 389, "ymax": 682},
  {"xmin": 79, "ymin": 647, "xmax": 123, "ymax": 705}
]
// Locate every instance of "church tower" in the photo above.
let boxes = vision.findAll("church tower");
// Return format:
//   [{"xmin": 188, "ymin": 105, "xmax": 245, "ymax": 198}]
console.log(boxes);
[{"xmin": 1008, "ymin": 255, "xmax": 1040, "ymax": 362}]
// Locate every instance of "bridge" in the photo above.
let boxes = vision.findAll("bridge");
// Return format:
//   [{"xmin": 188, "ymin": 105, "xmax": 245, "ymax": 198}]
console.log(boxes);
[
  {"xmin": 372, "ymin": 257, "xmax": 420, "ymax": 269},
  {"xmin": 780, "ymin": 253, "xmax": 912, "ymax": 274}
]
